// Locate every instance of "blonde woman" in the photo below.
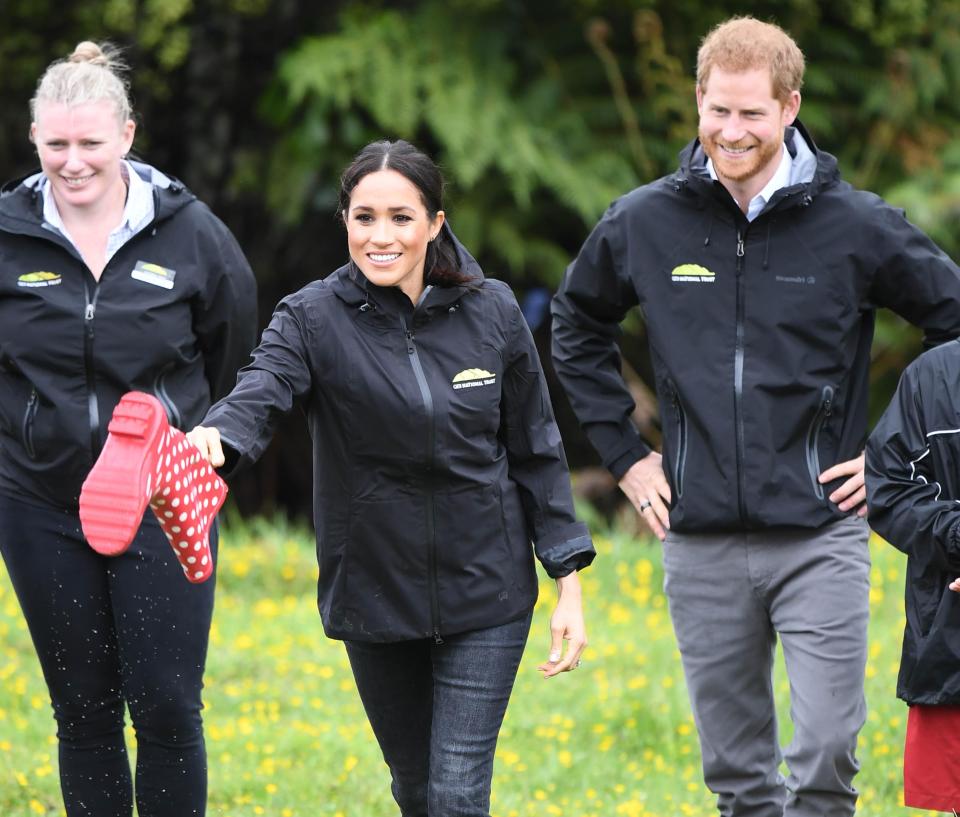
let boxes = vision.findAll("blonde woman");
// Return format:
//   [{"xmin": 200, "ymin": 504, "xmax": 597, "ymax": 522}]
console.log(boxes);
[{"xmin": 0, "ymin": 42, "xmax": 256, "ymax": 816}]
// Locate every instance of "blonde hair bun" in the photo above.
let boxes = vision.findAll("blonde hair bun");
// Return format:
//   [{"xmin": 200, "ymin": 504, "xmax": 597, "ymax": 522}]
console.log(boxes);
[
  {"xmin": 31, "ymin": 41, "xmax": 132, "ymax": 124},
  {"xmin": 68, "ymin": 41, "xmax": 111, "ymax": 67}
]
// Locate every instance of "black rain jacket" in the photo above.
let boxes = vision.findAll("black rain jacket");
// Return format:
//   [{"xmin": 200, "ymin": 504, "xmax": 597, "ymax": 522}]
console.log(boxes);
[
  {"xmin": 0, "ymin": 162, "xmax": 257, "ymax": 509},
  {"xmin": 204, "ymin": 235, "xmax": 594, "ymax": 642},
  {"xmin": 866, "ymin": 340, "xmax": 960, "ymax": 705},
  {"xmin": 553, "ymin": 123, "xmax": 960, "ymax": 532}
]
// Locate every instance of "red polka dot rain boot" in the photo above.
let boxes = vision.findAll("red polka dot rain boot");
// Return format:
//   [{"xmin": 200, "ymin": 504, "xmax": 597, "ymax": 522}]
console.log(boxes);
[
  {"xmin": 149, "ymin": 427, "xmax": 226, "ymax": 583},
  {"xmin": 79, "ymin": 391, "xmax": 226, "ymax": 583}
]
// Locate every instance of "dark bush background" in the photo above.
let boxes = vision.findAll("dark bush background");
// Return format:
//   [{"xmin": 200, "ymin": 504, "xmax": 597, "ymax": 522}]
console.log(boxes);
[{"xmin": 5, "ymin": 0, "xmax": 959, "ymax": 518}]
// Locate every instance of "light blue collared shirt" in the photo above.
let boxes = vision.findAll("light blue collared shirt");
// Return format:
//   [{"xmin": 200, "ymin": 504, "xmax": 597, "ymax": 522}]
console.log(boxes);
[
  {"xmin": 707, "ymin": 142, "xmax": 792, "ymax": 222},
  {"xmin": 40, "ymin": 160, "xmax": 155, "ymax": 264}
]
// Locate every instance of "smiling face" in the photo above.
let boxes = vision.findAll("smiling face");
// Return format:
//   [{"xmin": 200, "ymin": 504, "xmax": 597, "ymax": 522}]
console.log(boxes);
[
  {"xmin": 697, "ymin": 67, "xmax": 800, "ymax": 206},
  {"xmin": 345, "ymin": 169, "xmax": 444, "ymax": 304},
  {"xmin": 31, "ymin": 100, "xmax": 135, "ymax": 217}
]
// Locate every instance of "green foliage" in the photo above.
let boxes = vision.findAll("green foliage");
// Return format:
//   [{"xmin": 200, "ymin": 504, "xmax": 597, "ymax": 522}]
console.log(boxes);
[
  {"xmin": 4, "ymin": 0, "xmax": 960, "ymax": 496},
  {"xmin": 260, "ymin": 2, "xmax": 638, "ymax": 284},
  {"xmin": 258, "ymin": 0, "xmax": 960, "ymax": 307},
  {"xmin": 886, "ymin": 142, "xmax": 960, "ymax": 258}
]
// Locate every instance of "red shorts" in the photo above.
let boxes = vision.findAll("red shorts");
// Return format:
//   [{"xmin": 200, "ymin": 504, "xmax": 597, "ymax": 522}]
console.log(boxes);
[{"xmin": 904, "ymin": 704, "xmax": 960, "ymax": 811}]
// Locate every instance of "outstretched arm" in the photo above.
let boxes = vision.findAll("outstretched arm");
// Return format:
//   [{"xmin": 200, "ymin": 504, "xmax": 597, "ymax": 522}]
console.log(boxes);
[{"xmin": 199, "ymin": 296, "xmax": 315, "ymax": 472}]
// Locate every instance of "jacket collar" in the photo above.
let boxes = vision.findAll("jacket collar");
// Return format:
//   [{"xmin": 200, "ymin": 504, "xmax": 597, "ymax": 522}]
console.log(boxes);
[
  {"xmin": 331, "ymin": 221, "xmax": 485, "ymax": 316},
  {"xmin": 0, "ymin": 158, "xmax": 196, "ymax": 238},
  {"xmin": 674, "ymin": 119, "xmax": 840, "ymax": 212}
]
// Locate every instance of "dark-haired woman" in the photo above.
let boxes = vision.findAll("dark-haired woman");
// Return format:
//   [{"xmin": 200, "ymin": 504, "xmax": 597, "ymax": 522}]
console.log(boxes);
[
  {"xmin": 186, "ymin": 139, "xmax": 594, "ymax": 815},
  {"xmin": 0, "ymin": 42, "xmax": 256, "ymax": 817}
]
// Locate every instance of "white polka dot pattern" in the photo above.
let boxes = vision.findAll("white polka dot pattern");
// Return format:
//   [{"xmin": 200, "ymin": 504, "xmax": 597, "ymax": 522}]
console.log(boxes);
[{"xmin": 147, "ymin": 427, "xmax": 227, "ymax": 584}]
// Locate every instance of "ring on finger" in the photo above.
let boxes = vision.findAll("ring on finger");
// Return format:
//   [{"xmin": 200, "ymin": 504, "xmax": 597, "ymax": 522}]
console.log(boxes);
[{"xmin": 638, "ymin": 499, "xmax": 652, "ymax": 511}]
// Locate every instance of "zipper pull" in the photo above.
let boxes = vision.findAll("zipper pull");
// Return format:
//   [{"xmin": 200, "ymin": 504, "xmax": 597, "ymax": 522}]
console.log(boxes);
[
  {"xmin": 822, "ymin": 385, "xmax": 834, "ymax": 416},
  {"xmin": 85, "ymin": 303, "xmax": 95, "ymax": 321},
  {"xmin": 736, "ymin": 233, "xmax": 745, "ymax": 258},
  {"xmin": 405, "ymin": 331, "xmax": 415, "ymax": 354},
  {"xmin": 433, "ymin": 629, "xmax": 444, "ymax": 645}
]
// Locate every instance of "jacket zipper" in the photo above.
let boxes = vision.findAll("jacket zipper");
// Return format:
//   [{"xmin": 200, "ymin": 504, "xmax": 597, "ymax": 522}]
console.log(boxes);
[
  {"xmin": 806, "ymin": 385, "xmax": 835, "ymax": 499},
  {"xmin": 399, "ymin": 314, "xmax": 443, "ymax": 644},
  {"xmin": 21, "ymin": 389, "xmax": 38, "ymax": 460},
  {"xmin": 23, "ymin": 211, "xmax": 161, "ymax": 461},
  {"xmin": 669, "ymin": 385, "xmax": 688, "ymax": 498},
  {"xmin": 153, "ymin": 365, "xmax": 183, "ymax": 428},
  {"xmin": 83, "ymin": 280, "xmax": 101, "ymax": 459},
  {"xmin": 734, "ymin": 231, "xmax": 747, "ymax": 523}
]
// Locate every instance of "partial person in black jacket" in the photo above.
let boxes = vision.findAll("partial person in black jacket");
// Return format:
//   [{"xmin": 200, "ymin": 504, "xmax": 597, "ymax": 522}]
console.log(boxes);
[
  {"xmin": 187, "ymin": 139, "xmax": 594, "ymax": 817},
  {"xmin": 551, "ymin": 16, "xmax": 960, "ymax": 817},
  {"xmin": 866, "ymin": 342, "xmax": 960, "ymax": 812},
  {"xmin": 0, "ymin": 43, "xmax": 256, "ymax": 817}
]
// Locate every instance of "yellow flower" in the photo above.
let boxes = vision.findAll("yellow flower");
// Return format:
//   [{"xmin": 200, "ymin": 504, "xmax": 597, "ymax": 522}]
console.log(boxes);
[
  {"xmin": 233, "ymin": 633, "xmax": 254, "ymax": 650},
  {"xmin": 498, "ymin": 749, "xmax": 520, "ymax": 766}
]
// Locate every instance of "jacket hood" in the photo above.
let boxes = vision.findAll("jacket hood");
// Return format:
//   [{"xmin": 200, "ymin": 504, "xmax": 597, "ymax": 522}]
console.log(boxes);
[
  {"xmin": 333, "ymin": 220, "xmax": 486, "ymax": 313},
  {"xmin": 0, "ymin": 159, "xmax": 196, "ymax": 235},
  {"xmin": 675, "ymin": 119, "xmax": 840, "ymax": 206}
]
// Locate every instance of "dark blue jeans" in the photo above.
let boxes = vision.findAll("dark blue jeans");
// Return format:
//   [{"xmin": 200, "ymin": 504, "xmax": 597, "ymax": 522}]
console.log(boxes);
[
  {"xmin": 0, "ymin": 493, "xmax": 216, "ymax": 817},
  {"xmin": 344, "ymin": 612, "xmax": 532, "ymax": 817}
]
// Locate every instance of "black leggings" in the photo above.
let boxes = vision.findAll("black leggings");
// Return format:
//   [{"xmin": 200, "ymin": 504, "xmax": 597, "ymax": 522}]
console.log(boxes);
[{"xmin": 0, "ymin": 493, "xmax": 216, "ymax": 817}]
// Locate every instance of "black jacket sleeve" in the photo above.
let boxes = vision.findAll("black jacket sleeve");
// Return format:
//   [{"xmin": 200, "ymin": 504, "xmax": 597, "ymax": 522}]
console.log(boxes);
[
  {"xmin": 868, "ymin": 203, "xmax": 960, "ymax": 348},
  {"xmin": 865, "ymin": 357, "xmax": 960, "ymax": 572},
  {"xmin": 193, "ymin": 212, "xmax": 258, "ymax": 402},
  {"xmin": 499, "ymin": 293, "xmax": 595, "ymax": 578},
  {"xmin": 202, "ymin": 296, "xmax": 313, "ymax": 472},
  {"xmin": 551, "ymin": 199, "xmax": 650, "ymax": 479}
]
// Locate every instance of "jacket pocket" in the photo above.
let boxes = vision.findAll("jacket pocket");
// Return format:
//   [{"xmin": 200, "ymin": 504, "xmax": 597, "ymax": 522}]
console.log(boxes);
[
  {"xmin": 344, "ymin": 496, "xmax": 430, "ymax": 637},
  {"xmin": 498, "ymin": 481, "xmax": 537, "ymax": 589},
  {"xmin": 436, "ymin": 484, "xmax": 517, "ymax": 604},
  {"xmin": 21, "ymin": 389, "xmax": 39, "ymax": 460},
  {"xmin": 153, "ymin": 365, "xmax": 183, "ymax": 429},
  {"xmin": 668, "ymin": 385, "xmax": 688, "ymax": 499},
  {"xmin": 805, "ymin": 385, "xmax": 835, "ymax": 499}
]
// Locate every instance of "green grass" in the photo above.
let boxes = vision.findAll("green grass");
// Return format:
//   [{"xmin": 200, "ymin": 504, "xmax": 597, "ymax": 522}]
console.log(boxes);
[{"xmin": 0, "ymin": 509, "xmax": 931, "ymax": 816}]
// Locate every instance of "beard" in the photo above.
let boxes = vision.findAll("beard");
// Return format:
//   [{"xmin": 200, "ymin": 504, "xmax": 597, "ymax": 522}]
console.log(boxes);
[{"xmin": 700, "ymin": 129, "xmax": 783, "ymax": 185}]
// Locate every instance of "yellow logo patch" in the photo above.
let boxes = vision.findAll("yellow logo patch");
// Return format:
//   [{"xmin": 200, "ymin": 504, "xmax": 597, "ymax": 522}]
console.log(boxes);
[
  {"xmin": 452, "ymin": 368, "xmax": 496, "ymax": 390},
  {"xmin": 17, "ymin": 271, "xmax": 62, "ymax": 288},
  {"xmin": 671, "ymin": 264, "xmax": 716, "ymax": 283}
]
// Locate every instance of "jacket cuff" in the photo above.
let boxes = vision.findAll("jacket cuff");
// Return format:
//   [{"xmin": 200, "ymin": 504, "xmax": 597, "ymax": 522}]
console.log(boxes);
[
  {"xmin": 536, "ymin": 523, "xmax": 596, "ymax": 578},
  {"xmin": 607, "ymin": 442, "xmax": 652, "ymax": 481},
  {"xmin": 216, "ymin": 435, "xmax": 246, "ymax": 479}
]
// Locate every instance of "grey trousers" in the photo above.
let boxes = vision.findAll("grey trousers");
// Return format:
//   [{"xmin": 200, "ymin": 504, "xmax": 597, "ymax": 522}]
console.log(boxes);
[{"xmin": 662, "ymin": 516, "xmax": 870, "ymax": 817}]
